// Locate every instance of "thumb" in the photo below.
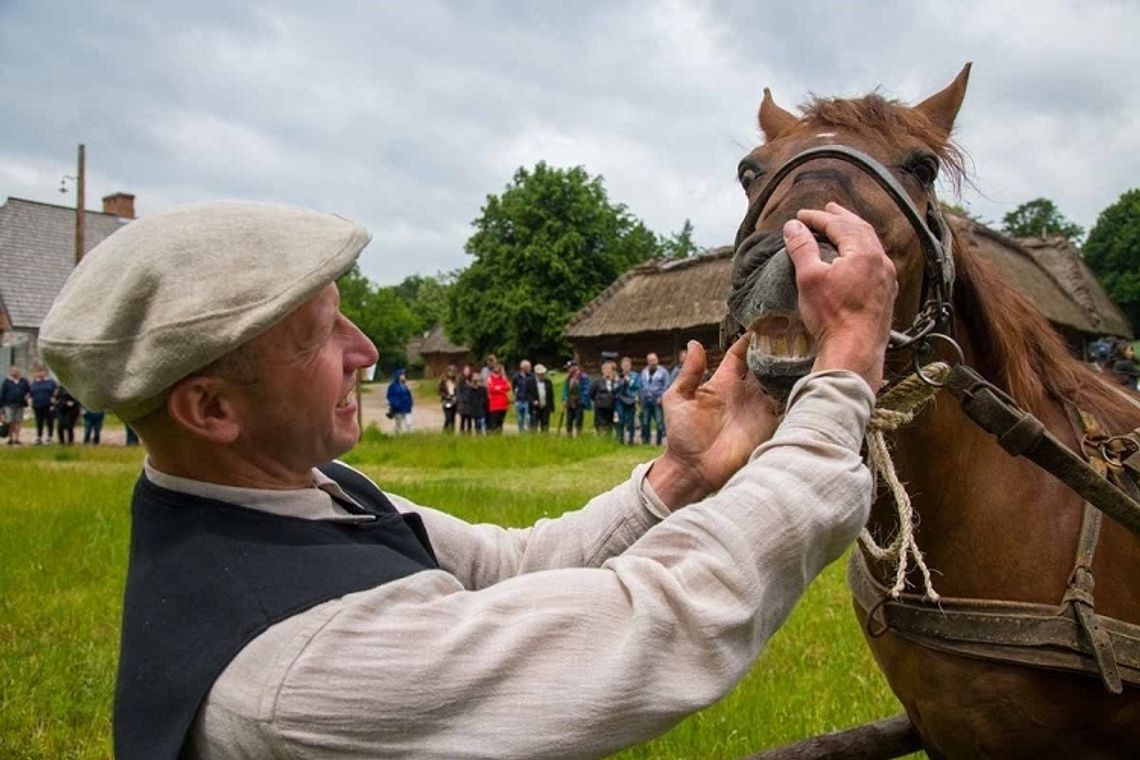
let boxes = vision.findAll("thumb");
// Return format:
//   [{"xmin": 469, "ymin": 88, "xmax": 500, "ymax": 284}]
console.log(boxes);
[
  {"xmin": 670, "ymin": 341, "xmax": 706, "ymax": 399},
  {"xmin": 782, "ymin": 219, "xmax": 825, "ymax": 280}
]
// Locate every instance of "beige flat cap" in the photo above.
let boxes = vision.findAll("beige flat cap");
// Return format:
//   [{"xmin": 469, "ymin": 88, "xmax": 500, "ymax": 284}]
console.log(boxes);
[{"xmin": 40, "ymin": 201, "xmax": 370, "ymax": 421}]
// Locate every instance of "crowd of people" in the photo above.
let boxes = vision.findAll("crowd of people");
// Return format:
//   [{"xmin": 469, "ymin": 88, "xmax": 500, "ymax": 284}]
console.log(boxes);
[
  {"xmin": 382, "ymin": 350, "xmax": 692, "ymax": 443},
  {"xmin": 1, "ymin": 364, "xmax": 101, "ymax": 445},
  {"xmin": 1087, "ymin": 336, "xmax": 1140, "ymax": 389}
]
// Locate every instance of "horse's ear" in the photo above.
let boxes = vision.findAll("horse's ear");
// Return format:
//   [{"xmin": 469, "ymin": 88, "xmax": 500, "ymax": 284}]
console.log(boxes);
[
  {"xmin": 916, "ymin": 63, "xmax": 972, "ymax": 137},
  {"xmin": 759, "ymin": 87, "xmax": 798, "ymax": 140}
]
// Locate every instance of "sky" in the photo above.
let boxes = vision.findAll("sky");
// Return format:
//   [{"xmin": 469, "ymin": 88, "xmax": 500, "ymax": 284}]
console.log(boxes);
[{"xmin": 3, "ymin": 0, "xmax": 1138, "ymax": 285}]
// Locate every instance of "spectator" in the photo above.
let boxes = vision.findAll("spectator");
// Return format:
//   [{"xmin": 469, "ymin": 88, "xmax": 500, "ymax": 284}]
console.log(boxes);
[
  {"xmin": 83, "ymin": 408, "xmax": 105, "ymax": 444},
  {"xmin": 639, "ymin": 352, "xmax": 670, "ymax": 445},
  {"xmin": 532, "ymin": 364, "xmax": 555, "ymax": 432},
  {"xmin": 54, "ymin": 385, "xmax": 80, "ymax": 444},
  {"xmin": 469, "ymin": 372, "xmax": 488, "ymax": 434},
  {"xmin": 1111, "ymin": 341, "xmax": 1140, "ymax": 389},
  {"xmin": 669, "ymin": 348, "xmax": 688, "ymax": 386},
  {"xmin": 29, "ymin": 365, "xmax": 58, "ymax": 445},
  {"xmin": 485, "ymin": 365, "xmax": 511, "ymax": 432},
  {"xmin": 590, "ymin": 360, "xmax": 618, "ymax": 434},
  {"xmin": 480, "ymin": 354, "xmax": 499, "ymax": 383},
  {"xmin": 512, "ymin": 360, "xmax": 537, "ymax": 433},
  {"xmin": 615, "ymin": 356, "xmax": 641, "ymax": 445},
  {"xmin": 1, "ymin": 365, "xmax": 31, "ymax": 445},
  {"xmin": 438, "ymin": 365, "xmax": 459, "ymax": 433},
  {"xmin": 386, "ymin": 369, "xmax": 414, "ymax": 434},
  {"xmin": 457, "ymin": 365, "xmax": 478, "ymax": 434},
  {"xmin": 563, "ymin": 362, "xmax": 586, "ymax": 437}
]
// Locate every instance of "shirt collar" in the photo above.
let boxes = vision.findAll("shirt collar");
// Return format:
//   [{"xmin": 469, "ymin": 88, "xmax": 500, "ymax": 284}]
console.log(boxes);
[{"xmin": 143, "ymin": 459, "xmax": 375, "ymax": 523}]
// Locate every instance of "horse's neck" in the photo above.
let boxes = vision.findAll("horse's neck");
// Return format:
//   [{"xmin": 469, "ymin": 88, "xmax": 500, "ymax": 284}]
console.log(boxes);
[{"xmin": 876, "ymin": 356, "xmax": 1086, "ymax": 602}]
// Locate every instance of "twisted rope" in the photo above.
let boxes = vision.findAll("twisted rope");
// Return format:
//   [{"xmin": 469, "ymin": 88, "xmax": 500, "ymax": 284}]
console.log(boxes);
[{"xmin": 861, "ymin": 362, "xmax": 951, "ymax": 601}]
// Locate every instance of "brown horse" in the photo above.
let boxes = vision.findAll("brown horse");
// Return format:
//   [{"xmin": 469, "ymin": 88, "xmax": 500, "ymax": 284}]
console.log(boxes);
[{"xmin": 726, "ymin": 65, "xmax": 1140, "ymax": 757}]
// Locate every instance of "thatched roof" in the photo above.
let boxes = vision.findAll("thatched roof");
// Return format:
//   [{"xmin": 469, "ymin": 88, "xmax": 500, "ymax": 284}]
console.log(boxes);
[
  {"xmin": 414, "ymin": 325, "xmax": 470, "ymax": 355},
  {"xmin": 1014, "ymin": 234, "xmax": 1132, "ymax": 337},
  {"xmin": 566, "ymin": 222, "xmax": 1131, "ymax": 340},
  {"xmin": 565, "ymin": 247, "xmax": 733, "ymax": 338}
]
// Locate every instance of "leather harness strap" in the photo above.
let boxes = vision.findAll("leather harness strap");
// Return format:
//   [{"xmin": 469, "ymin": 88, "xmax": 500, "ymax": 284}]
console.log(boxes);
[
  {"xmin": 849, "ymin": 551, "xmax": 1140, "ymax": 690},
  {"xmin": 942, "ymin": 363, "xmax": 1140, "ymax": 536}
]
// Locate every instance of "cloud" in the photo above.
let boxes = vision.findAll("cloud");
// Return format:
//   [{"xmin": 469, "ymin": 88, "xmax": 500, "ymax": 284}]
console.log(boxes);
[{"xmin": 2, "ymin": 0, "xmax": 1138, "ymax": 285}]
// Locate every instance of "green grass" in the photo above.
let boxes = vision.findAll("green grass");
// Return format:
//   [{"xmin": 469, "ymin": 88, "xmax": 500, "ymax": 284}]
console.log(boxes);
[{"xmin": 0, "ymin": 436, "xmax": 908, "ymax": 759}]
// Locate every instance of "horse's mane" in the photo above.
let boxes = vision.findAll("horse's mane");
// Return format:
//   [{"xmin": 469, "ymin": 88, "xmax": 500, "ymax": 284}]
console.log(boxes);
[
  {"xmin": 952, "ymin": 231, "xmax": 1140, "ymax": 430},
  {"xmin": 800, "ymin": 94, "xmax": 967, "ymax": 191}
]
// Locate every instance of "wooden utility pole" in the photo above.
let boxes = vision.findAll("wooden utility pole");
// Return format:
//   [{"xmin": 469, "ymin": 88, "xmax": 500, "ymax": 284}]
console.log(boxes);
[{"xmin": 75, "ymin": 144, "xmax": 86, "ymax": 264}]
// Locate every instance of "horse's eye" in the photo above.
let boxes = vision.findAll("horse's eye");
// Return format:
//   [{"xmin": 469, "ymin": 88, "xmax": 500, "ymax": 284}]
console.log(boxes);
[
  {"xmin": 738, "ymin": 166, "xmax": 762, "ymax": 192},
  {"xmin": 907, "ymin": 155, "xmax": 940, "ymax": 187}
]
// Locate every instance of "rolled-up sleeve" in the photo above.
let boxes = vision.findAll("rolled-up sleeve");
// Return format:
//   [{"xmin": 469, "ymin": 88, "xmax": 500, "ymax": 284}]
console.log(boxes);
[{"xmin": 193, "ymin": 371, "xmax": 874, "ymax": 760}]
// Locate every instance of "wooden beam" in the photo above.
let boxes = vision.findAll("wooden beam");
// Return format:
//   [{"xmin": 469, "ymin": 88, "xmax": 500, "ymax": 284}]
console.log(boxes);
[{"xmin": 743, "ymin": 714, "xmax": 922, "ymax": 760}]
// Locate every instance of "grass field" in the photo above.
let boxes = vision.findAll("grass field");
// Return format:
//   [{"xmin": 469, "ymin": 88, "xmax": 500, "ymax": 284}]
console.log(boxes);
[{"xmin": 0, "ymin": 431, "xmax": 909, "ymax": 759}]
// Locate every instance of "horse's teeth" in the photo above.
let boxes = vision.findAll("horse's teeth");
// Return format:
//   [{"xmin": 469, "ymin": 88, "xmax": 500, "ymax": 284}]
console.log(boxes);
[
  {"xmin": 773, "ymin": 334, "xmax": 788, "ymax": 355},
  {"xmin": 794, "ymin": 332, "xmax": 809, "ymax": 357}
]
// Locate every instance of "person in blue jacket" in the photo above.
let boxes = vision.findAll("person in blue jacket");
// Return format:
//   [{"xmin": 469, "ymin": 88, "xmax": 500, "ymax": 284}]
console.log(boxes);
[
  {"xmin": 386, "ymin": 369, "xmax": 414, "ymax": 434},
  {"xmin": 29, "ymin": 366, "xmax": 58, "ymax": 444}
]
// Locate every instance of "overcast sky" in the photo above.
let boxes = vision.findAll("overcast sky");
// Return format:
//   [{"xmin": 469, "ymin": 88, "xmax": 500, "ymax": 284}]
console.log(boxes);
[{"xmin": 3, "ymin": 1, "xmax": 1138, "ymax": 285}]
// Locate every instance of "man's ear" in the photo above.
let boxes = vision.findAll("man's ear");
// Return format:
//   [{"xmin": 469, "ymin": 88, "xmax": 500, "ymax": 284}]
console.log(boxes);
[{"xmin": 165, "ymin": 376, "xmax": 242, "ymax": 443}]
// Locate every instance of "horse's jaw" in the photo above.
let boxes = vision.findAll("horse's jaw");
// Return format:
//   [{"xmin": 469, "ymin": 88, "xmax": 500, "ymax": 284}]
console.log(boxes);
[{"xmin": 728, "ymin": 236, "xmax": 826, "ymax": 397}]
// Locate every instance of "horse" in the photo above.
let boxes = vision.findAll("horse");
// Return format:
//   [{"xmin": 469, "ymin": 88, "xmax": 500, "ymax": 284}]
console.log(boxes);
[{"xmin": 724, "ymin": 65, "xmax": 1140, "ymax": 757}]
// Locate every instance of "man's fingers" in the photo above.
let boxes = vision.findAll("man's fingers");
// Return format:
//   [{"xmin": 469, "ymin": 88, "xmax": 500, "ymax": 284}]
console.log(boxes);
[
  {"xmin": 670, "ymin": 340, "xmax": 706, "ymax": 399},
  {"xmin": 782, "ymin": 219, "xmax": 825, "ymax": 278}
]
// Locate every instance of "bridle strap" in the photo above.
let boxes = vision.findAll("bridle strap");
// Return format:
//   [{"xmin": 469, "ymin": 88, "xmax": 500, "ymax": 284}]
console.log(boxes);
[{"xmin": 735, "ymin": 144, "xmax": 956, "ymax": 339}]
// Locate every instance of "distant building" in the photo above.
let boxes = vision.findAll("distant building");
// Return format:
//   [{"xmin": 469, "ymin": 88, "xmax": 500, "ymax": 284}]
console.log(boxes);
[
  {"xmin": 0, "ymin": 194, "xmax": 135, "ymax": 373},
  {"xmin": 565, "ymin": 215, "xmax": 1131, "ymax": 376},
  {"xmin": 408, "ymin": 325, "xmax": 472, "ymax": 379}
]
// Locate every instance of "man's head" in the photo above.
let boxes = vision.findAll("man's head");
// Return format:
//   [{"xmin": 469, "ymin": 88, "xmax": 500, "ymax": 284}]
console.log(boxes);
[
  {"xmin": 519, "ymin": 360, "xmax": 532, "ymax": 374},
  {"xmin": 39, "ymin": 201, "xmax": 374, "ymax": 485},
  {"xmin": 8, "ymin": 366, "xmax": 20, "ymax": 380},
  {"xmin": 33, "ymin": 366, "xmax": 47, "ymax": 381},
  {"xmin": 601, "ymin": 361, "xmax": 614, "ymax": 378},
  {"xmin": 534, "ymin": 363, "xmax": 547, "ymax": 378},
  {"xmin": 486, "ymin": 354, "xmax": 498, "ymax": 370},
  {"xmin": 676, "ymin": 349, "xmax": 688, "ymax": 366},
  {"xmin": 620, "ymin": 356, "xmax": 632, "ymax": 373},
  {"xmin": 646, "ymin": 353, "xmax": 659, "ymax": 370}
]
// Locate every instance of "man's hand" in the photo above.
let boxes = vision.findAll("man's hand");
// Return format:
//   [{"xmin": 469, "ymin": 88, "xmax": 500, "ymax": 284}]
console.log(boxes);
[
  {"xmin": 785, "ymin": 203, "xmax": 898, "ymax": 390},
  {"xmin": 646, "ymin": 337, "xmax": 779, "ymax": 510}
]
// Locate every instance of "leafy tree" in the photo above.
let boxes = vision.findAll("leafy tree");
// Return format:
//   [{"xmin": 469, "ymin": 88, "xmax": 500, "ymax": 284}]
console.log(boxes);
[
  {"xmin": 449, "ymin": 162, "xmax": 664, "ymax": 361},
  {"xmin": 1084, "ymin": 188, "xmax": 1140, "ymax": 330},
  {"xmin": 336, "ymin": 265, "xmax": 418, "ymax": 375},
  {"xmin": 396, "ymin": 273, "xmax": 454, "ymax": 333},
  {"xmin": 1001, "ymin": 197, "xmax": 1084, "ymax": 243},
  {"xmin": 662, "ymin": 219, "xmax": 699, "ymax": 259}
]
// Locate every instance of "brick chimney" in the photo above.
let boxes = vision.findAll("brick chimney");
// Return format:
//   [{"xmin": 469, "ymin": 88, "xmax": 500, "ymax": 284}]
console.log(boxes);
[{"xmin": 102, "ymin": 192, "xmax": 136, "ymax": 219}]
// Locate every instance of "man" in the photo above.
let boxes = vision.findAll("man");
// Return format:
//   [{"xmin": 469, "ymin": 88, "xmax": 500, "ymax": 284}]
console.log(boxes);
[
  {"xmin": 639, "ymin": 352, "xmax": 671, "ymax": 445},
  {"xmin": 531, "ymin": 363, "xmax": 555, "ymax": 432},
  {"xmin": 29, "ymin": 366, "xmax": 58, "ymax": 445},
  {"xmin": 511, "ymin": 359, "xmax": 537, "ymax": 432},
  {"xmin": 1, "ymin": 365, "xmax": 31, "ymax": 445},
  {"xmin": 669, "ymin": 348, "xmax": 688, "ymax": 386},
  {"xmin": 590, "ymin": 359, "xmax": 618, "ymax": 433},
  {"xmin": 40, "ymin": 201, "xmax": 896, "ymax": 759},
  {"xmin": 615, "ymin": 355, "xmax": 641, "ymax": 445}
]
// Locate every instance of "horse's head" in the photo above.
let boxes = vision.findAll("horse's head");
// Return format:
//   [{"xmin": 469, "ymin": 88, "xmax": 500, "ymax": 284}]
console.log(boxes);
[{"xmin": 725, "ymin": 65, "xmax": 972, "ymax": 393}]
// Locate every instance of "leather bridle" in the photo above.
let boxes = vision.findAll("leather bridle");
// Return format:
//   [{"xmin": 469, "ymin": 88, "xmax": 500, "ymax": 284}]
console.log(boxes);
[{"xmin": 733, "ymin": 144, "xmax": 956, "ymax": 354}]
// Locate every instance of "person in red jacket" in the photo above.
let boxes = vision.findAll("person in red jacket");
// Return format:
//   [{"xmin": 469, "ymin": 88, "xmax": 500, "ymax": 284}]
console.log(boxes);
[{"xmin": 485, "ymin": 364, "xmax": 511, "ymax": 433}]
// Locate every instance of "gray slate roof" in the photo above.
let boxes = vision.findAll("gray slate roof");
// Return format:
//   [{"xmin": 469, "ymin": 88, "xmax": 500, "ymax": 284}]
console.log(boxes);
[{"xmin": 0, "ymin": 197, "xmax": 129, "ymax": 329}]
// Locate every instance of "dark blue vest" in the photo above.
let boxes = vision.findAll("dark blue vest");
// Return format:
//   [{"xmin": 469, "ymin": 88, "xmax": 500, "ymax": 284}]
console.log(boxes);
[{"xmin": 113, "ymin": 461, "xmax": 439, "ymax": 759}]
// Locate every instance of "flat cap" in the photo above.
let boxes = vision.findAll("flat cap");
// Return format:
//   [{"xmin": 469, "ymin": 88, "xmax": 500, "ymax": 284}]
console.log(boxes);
[{"xmin": 40, "ymin": 201, "xmax": 369, "ymax": 421}]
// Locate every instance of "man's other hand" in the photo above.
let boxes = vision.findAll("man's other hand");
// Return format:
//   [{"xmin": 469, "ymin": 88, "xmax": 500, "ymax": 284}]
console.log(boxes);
[{"xmin": 647, "ymin": 337, "xmax": 779, "ymax": 510}]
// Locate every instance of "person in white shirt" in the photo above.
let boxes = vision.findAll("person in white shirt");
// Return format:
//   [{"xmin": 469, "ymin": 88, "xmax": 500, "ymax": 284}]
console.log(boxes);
[{"xmin": 39, "ymin": 200, "xmax": 896, "ymax": 759}]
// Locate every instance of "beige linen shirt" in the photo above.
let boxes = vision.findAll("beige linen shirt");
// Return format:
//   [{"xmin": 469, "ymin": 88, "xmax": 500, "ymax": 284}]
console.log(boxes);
[{"xmin": 175, "ymin": 371, "xmax": 874, "ymax": 759}]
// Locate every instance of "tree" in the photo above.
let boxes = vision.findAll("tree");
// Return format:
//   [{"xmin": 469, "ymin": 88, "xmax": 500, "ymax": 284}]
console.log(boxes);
[
  {"xmin": 449, "ymin": 162, "xmax": 664, "ymax": 361},
  {"xmin": 662, "ymin": 219, "xmax": 699, "ymax": 259},
  {"xmin": 1001, "ymin": 198, "xmax": 1084, "ymax": 243},
  {"xmin": 1084, "ymin": 188, "xmax": 1140, "ymax": 331},
  {"xmin": 395, "ymin": 273, "xmax": 454, "ymax": 333},
  {"xmin": 336, "ymin": 265, "xmax": 418, "ymax": 374}
]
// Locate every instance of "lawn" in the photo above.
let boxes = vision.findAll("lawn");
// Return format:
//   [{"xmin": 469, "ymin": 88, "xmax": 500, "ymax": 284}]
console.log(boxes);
[{"xmin": 0, "ymin": 431, "xmax": 908, "ymax": 759}]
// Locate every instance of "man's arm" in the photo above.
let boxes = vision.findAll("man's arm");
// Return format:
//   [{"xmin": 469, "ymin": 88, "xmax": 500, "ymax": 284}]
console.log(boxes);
[{"xmin": 198, "ymin": 372, "xmax": 873, "ymax": 760}]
